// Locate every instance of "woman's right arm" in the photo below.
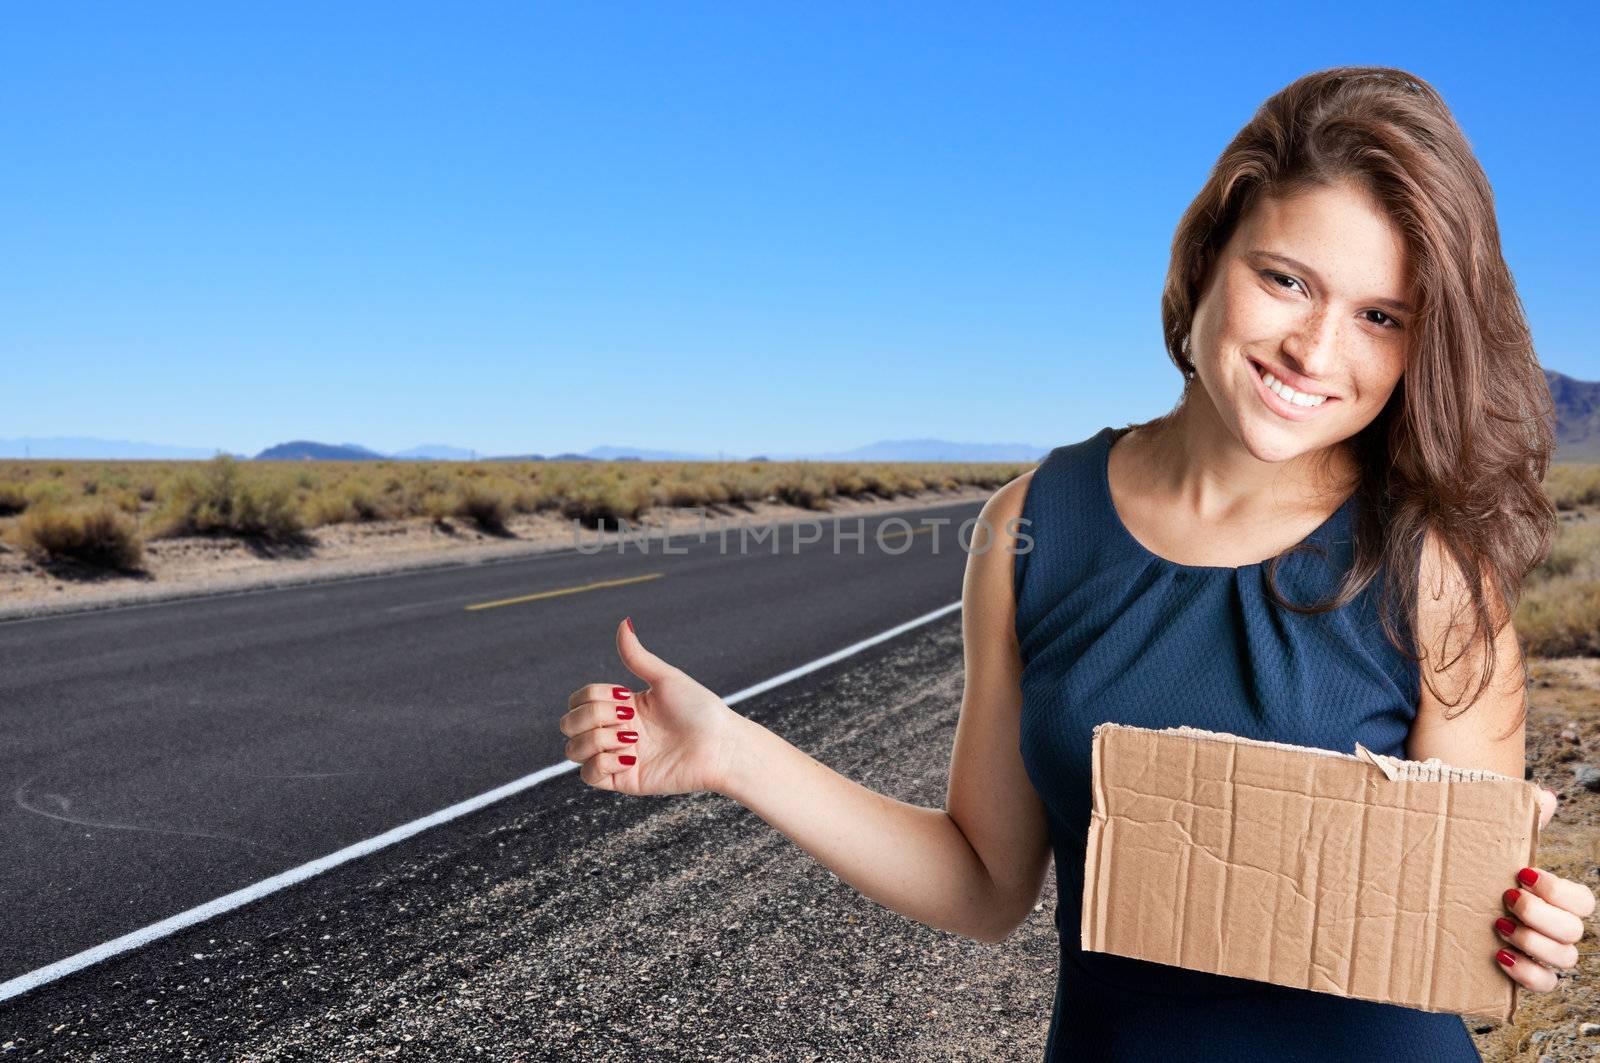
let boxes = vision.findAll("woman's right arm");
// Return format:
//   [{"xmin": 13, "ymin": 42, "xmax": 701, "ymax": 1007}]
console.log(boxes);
[{"xmin": 714, "ymin": 474, "xmax": 1053, "ymax": 944}]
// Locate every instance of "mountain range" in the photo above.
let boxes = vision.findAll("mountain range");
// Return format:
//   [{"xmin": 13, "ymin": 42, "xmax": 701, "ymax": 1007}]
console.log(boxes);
[{"xmin": 5, "ymin": 369, "xmax": 1597, "ymax": 463}]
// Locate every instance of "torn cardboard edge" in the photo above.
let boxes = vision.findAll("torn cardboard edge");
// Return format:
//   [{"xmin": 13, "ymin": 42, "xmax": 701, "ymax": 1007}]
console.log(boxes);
[
  {"xmin": 1083, "ymin": 721, "xmax": 1541, "ymax": 1023},
  {"xmin": 1161, "ymin": 723, "xmax": 1526, "ymax": 784}
]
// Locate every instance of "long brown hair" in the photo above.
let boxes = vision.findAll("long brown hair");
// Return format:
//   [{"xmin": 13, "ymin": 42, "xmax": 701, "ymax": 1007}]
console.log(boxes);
[{"xmin": 1153, "ymin": 65, "xmax": 1557, "ymax": 728}]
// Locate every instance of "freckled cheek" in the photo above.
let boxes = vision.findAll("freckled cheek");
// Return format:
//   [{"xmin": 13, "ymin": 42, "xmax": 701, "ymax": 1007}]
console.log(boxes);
[
  {"xmin": 1215, "ymin": 289, "xmax": 1299, "ymax": 350},
  {"xmin": 1350, "ymin": 347, "xmax": 1407, "ymax": 406}
]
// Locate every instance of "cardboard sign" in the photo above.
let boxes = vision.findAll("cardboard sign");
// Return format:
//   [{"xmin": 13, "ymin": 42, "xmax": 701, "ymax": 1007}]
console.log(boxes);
[{"xmin": 1082, "ymin": 722, "xmax": 1541, "ymax": 1022}]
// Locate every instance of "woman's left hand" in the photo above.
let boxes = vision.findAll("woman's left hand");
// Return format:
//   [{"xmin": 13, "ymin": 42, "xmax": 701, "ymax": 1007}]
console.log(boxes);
[{"xmin": 1494, "ymin": 787, "xmax": 1595, "ymax": 992}]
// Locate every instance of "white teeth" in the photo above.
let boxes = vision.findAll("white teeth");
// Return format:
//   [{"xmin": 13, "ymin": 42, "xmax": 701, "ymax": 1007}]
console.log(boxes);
[{"xmin": 1261, "ymin": 368, "xmax": 1328, "ymax": 407}]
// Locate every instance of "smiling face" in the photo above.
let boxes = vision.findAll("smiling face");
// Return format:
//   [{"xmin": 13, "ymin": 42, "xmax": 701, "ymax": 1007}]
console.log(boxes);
[{"xmin": 1187, "ymin": 178, "xmax": 1413, "ymax": 468}]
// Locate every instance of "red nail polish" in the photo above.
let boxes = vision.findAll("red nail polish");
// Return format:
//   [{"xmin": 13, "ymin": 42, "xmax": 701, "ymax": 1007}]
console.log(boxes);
[
  {"xmin": 616, "ymin": 705, "xmax": 634, "ymax": 720},
  {"xmin": 626, "ymin": 616, "xmax": 635, "ymax": 633},
  {"xmin": 612, "ymin": 686, "xmax": 631, "ymax": 700},
  {"xmin": 618, "ymin": 754, "xmax": 636, "ymax": 766},
  {"xmin": 1495, "ymin": 917, "xmax": 1516, "ymax": 936},
  {"xmin": 618, "ymin": 730, "xmax": 638, "ymax": 743},
  {"xmin": 1496, "ymin": 949, "xmax": 1516, "ymax": 968},
  {"xmin": 1504, "ymin": 888, "xmax": 1521, "ymax": 908},
  {"xmin": 1517, "ymin": 867, "xmax": 1539, "ymax": 888}
]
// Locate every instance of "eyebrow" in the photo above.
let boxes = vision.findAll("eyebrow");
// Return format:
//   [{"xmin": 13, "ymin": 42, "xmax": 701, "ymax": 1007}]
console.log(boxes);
[{"xmin": 1249, "ymin": 249, "xmax": 1413, "ymax": 314}]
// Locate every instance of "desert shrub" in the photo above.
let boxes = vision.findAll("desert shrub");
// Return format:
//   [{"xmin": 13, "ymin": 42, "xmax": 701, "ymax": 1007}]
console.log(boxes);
[
  {"xmin": 13, "ymin": 502, "xmax": 145, "ymax": 570},
  {"xmin": 719, "ymin": 473, "xmax": 767, "ymax": 505},
  {"xmin": 0, "ymin": 481, "xmax": 27, "ymax": 515},
  {"xmin": 654, "ymin": 479, "xmax": 711, "ymax": 509},
  {"xmin": 305, "ymin": 488, "xmax": 357, "ymax": 527},
  {"xmin": 25, "ymin": 480, "xmax": 70, "ymax": 508},
  {"xmin": 509, "ymin": 482, "xmax": 559, "ymax": 514},
  {"xmin": 559, "ymin": 480, "xmax": 653, "ymax": 527},
  {"xmin": 397, "ymin": 469, "xmax": 455, "ymax": 518},
  {"xmin": 322, "ymin": 481, "xmax": 386, "ymax": 521},
  {"xmin": 1531, "ymin": 523, "xmax": 1600, "ymax": 582},
  {"xmin": 775, "ymin": 472, "xmax": 835, "ymax": 510},
  {"xmin": 148, "ymin": 455, "xmax": 304, "ymax": 541},
  {"xmin": 1517, "ymin": 580, "xmax": 1600, "ymax": 657},
  {"xmin": 857, "ymin": 470, "xmax": 906, "ymax": 498},
  {"xmin": 1545, "ymin": 465, "xmax": 1600, "ymax": 510},
  {"xmin": 422, "ymin": 491, "xmax": 455, "ymax": 523},
  {"xmin": 695, "ymin": 476, "xmax": 731, "ymax": 506},
  {"xmin": 454, "ymin": 481, "xmax": 511, "ymax": 533},
  {"xmin": 1517, "ymin": 520, "xmax": 1600, "ymax": 656},
  {"xmin": 834, "ymin": 472, "xmax": 868, "ymax": 498}
]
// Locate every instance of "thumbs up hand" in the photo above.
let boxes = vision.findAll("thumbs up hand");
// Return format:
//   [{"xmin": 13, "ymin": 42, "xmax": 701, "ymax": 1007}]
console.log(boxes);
[{"xmin": 559, "ymin": 617, "xmax": 746, "ymax": 797}]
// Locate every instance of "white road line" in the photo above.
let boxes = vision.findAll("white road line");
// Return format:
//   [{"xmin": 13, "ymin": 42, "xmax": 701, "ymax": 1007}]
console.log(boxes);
[{"xmin": 0, "ymin": 599, "xmax": 963, "ymax": 1005}]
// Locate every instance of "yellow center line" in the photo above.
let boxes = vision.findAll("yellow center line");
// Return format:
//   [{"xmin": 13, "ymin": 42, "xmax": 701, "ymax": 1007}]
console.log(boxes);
[
  {"xmin": 464, "ymin": 572, "xmax": 666, "ymax": 612},
  {"xmin": 877, "ymin": 525, "xmax": 936, "ymax": 538}
]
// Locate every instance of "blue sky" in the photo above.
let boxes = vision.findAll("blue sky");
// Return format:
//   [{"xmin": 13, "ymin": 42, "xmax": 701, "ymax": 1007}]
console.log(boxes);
[{"xmin": 2, "ymin": 3, "xmax": 1595, "ymax": 457}]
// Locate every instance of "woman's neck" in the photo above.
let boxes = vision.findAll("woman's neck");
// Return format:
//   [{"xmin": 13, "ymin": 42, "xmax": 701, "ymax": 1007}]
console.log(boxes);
[{"xmin": 1131, "ymin": 399, "xmax": 1360, "ymax": 525}]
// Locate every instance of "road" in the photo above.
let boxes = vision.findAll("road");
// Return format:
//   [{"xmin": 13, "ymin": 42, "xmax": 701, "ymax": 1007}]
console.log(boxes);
[{"xmin": 0, "ymin": 500, "xmax": 982, "ymax": 985}]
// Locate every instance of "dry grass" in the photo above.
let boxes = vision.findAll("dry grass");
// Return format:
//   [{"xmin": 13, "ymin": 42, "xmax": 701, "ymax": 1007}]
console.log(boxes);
[
  {"xmin": 0, "ymin": 480, "xmax": 27, "ymax": 515},
  {"xmin": 0, "ymin": 454, "xmax": 1027, "ymax": 532},
  {"xmin": 144, "ymin": 455, "xmax": 305, "ymax": 542},
  {"xmin": 2, "ymin": 454, "xmax": 1596, "ymax": 656},
  {"xmin": 0, "ymin": 452, "xmax": 1029, "ymax": 566},
  {"xmin": 1545, "ymin": 464, "xmax": 1600, "ymax": 511},
  {"xmin": 1519, "ymin": 521, "xmax": 1600, "ymax": 657},
  {"xmin": 11, "ymin": 501, "xmax": 144, "ymax": 571},
  {"xmin": 1473, "ymin": 657, "xmax": 1600, "ymax": 1061}
]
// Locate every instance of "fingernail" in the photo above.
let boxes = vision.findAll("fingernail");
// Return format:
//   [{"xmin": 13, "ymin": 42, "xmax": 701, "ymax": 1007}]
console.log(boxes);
[
  {"xmin": 1517, "ymin": 867, "xmax": 1539, "ymax": 888},
  {"xmin": 618, "ymin": 730, "xmax": 638, "ymax": 743},
  {"xmin": 1496, "ymin": 949, "xmax": 1516, "ymax": 968},
  {"xmin": 1496, "ymin": 917, "xmax": 1516, "ymax": 936},
  {"xmin": 626, "ymin": 616, "xmax": 635, "ymax": 634},
  {"xmin": 616, "ymin": 705, "xmax": 634, "ymax": 720},
  {"xmin": 618, "ymin": 754, "xmax": 637, "ymax": 766},
  {"xmin": 612, "ymin": 686, "xmax": 631, "ymax": 700},
  {"xmin": 1504, "ymin": 888, "xmax": 1522, "ymax": 908}
]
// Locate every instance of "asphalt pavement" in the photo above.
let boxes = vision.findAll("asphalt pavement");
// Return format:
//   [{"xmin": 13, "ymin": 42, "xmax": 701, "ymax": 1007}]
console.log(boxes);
[{"xmin": 0, "ymin": 501, "xmax": 983, "ymax": 985}]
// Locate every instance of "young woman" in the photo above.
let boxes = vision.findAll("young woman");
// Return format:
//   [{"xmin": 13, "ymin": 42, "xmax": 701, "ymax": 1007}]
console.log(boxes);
[{"xmin": 559, "ymin": 66, "xmax": 1594, "ymax": 1059}]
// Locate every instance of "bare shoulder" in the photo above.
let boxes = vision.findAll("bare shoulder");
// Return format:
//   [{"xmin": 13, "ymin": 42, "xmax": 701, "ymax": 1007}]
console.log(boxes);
[
  {"xmin": 1414, "ymin": 524, "xmax": 1514, "ymax": 650},
  {"xmin": 1406, "ymin": 523, "xmax": 1527, "ymax": 773},
  {"xmin": 948, "ymin": 464, "xmax": 1052, "ymax": 940},
  {"xmin": 960, "ymin": 468, "xmax": 1038, "ymax": 649},
  {"xmin": 978, "ymin": 468, "xmax": 1036, "ymax": 548}
]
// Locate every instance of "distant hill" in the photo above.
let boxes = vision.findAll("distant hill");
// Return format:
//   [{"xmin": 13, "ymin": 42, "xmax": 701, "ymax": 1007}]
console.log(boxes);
[
  {"xmin": 584, "ymin": 445, "xmax": 729, "ymax": 461},
  {"xmin": 390, "ymin": 444, "xmax": 478, "ymax": 461},
  {"xmin": 576, "ymin": 440, "xmax": 1050, "ymax": 462},
  {"xmin": 11, "ymin": 373, "xmax": 1597, "ymax": 464},
  {"xmin": 1548, "ymin": 369, "xmax": 1600, "ymax": 462},
  {"xmin": 254, "ymin": 441, "xmax": 388, "ymax": 461},
  {"xmin": 773, "ymin": 439, "xmax": 1049, "ymax": 463},
  {"xmin": 0, "ymin": 437, "xmax": 226, "ymax": 460}
]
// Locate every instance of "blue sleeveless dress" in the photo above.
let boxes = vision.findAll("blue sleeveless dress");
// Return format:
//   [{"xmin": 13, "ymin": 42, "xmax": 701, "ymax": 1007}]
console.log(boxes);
[{"xmin": 1014, "ymin": 426, "xmax": 1483, "ymax": 1062}]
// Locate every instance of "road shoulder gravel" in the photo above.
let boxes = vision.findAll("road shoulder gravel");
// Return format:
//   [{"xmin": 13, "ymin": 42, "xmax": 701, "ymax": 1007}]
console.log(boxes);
[{"xmin": 0, "ymin": 612, "xmax": 1061, "ymax": 1061}]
